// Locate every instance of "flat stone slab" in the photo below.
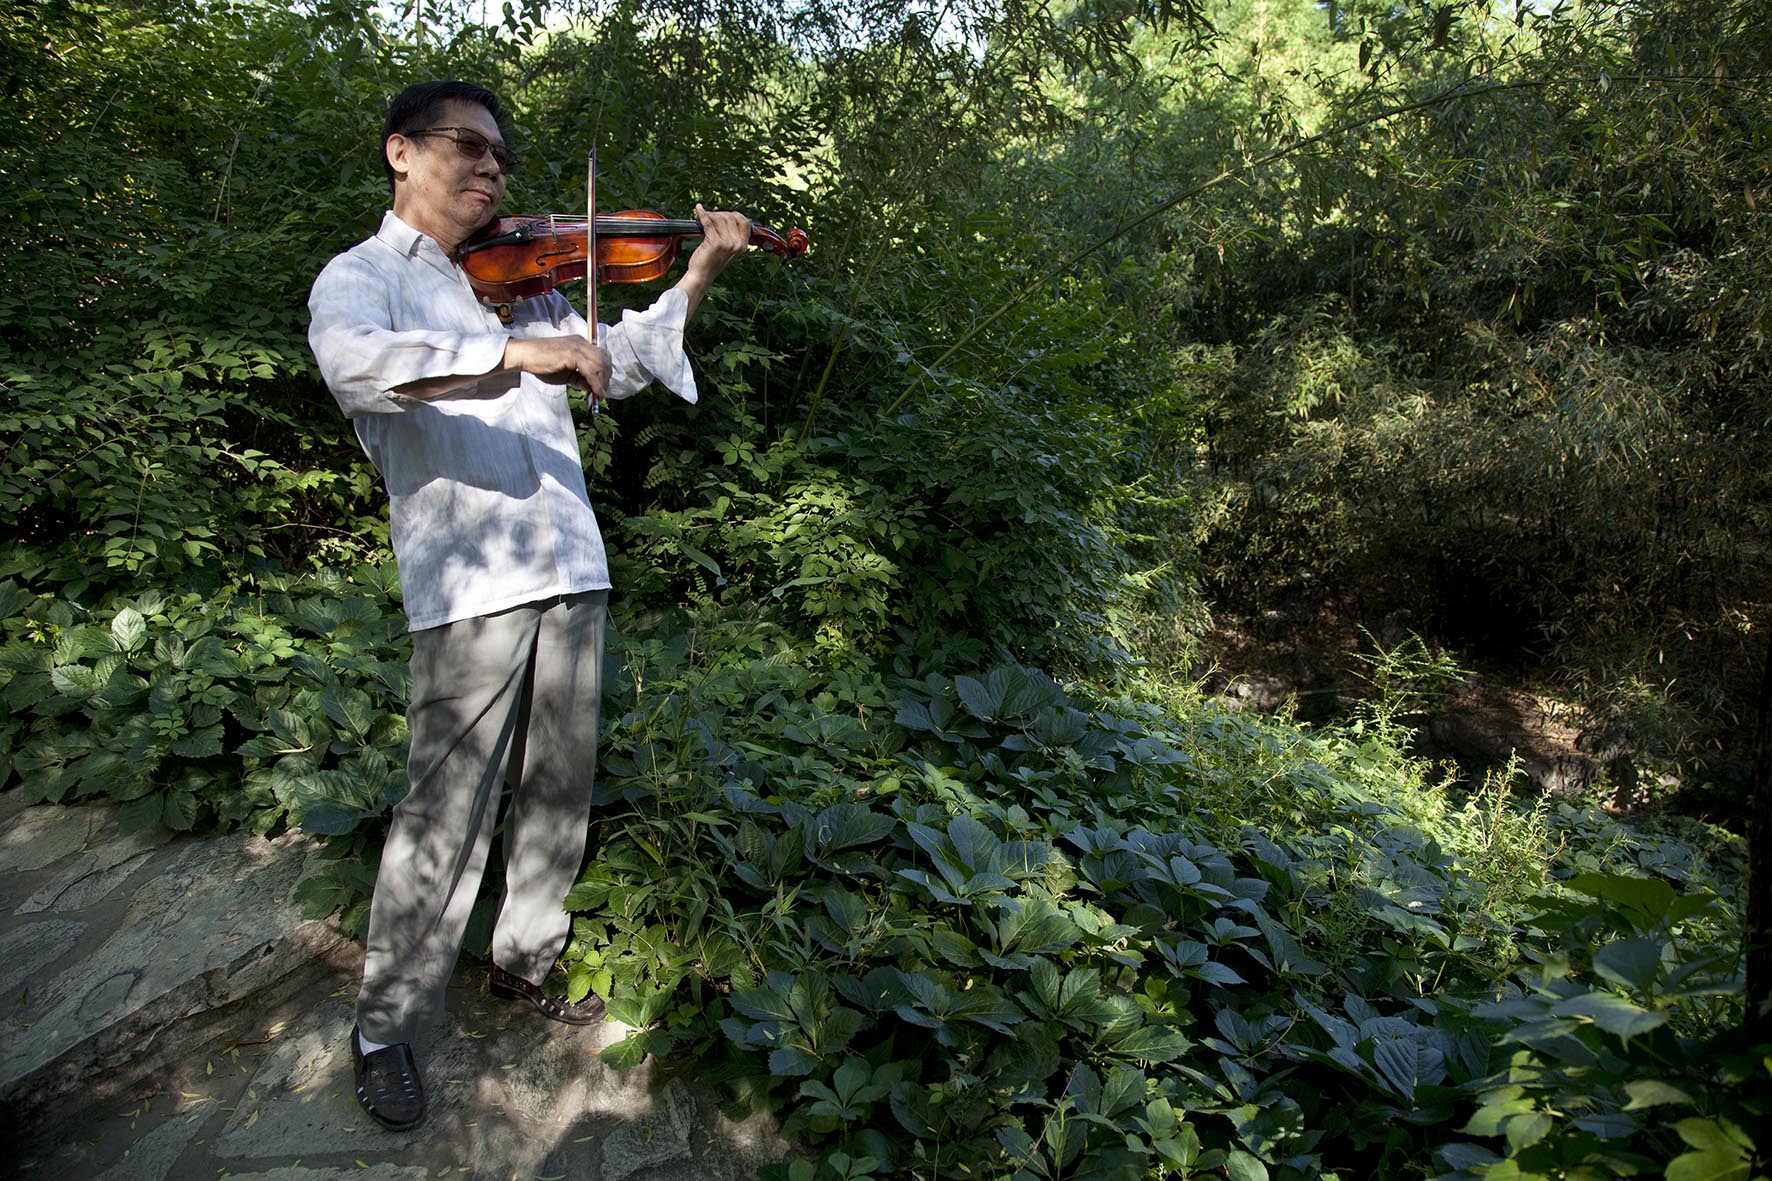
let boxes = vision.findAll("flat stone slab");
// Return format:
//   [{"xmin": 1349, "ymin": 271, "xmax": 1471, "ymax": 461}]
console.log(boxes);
[
  {"xmin": 4, "ymin": 792, "xmax": 793, "ymax": 1179},
  {"xmin": 0, "ymin": 795, "xmax": 349, "ymax": 1120}
]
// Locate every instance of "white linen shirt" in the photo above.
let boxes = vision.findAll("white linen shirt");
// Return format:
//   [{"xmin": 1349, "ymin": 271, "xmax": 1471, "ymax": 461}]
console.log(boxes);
[{"xmin": 308, "ymin": 210, "xmax": 698, "ymax": 632}]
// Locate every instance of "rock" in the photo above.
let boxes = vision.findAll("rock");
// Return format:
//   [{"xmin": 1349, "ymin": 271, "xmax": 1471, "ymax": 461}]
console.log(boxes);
[
  {"xmin": 0, "ymin": 804, "xmax": 351, "ymax": 1125},
  {"xmin": 4, "ymin": 795, "xmax": 791, "ymax": 1180}
]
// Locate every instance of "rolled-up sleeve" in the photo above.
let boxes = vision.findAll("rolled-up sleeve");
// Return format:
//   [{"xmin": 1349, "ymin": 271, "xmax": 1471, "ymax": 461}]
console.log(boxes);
[
  {"xmin": 601, "ymin": 287, "xmax": 699, "ymax": 405},
  {"xmin": 309, "ymin": 253, "xmax": 517, "ymax": 417}
]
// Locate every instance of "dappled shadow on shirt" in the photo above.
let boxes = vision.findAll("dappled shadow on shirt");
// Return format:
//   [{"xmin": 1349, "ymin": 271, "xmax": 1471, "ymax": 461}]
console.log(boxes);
[{"xmin": 352, "ymin": 393, "xmax": 609, "ymax": 631}]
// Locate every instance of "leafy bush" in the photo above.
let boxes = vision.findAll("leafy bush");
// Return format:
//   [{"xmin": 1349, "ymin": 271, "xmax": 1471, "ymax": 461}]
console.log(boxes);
[
  {"xmin": 613, "ymin": 391, "xmax": 1183, "ymax": 675},
  {"xmin": 543, "ymin": 634, "xmax": 1758, "ymax": 1180},
  {"xmin": 0, "ymin": 563, "xmax": 409, "ymax": 844},
  {"xmin": 1178, "ymin": 0, "xmax": 1772, "ymax": 778},
  {"xmin": 1437, "ymin": 872, "xmax": 1768, "ymax": 1181}
]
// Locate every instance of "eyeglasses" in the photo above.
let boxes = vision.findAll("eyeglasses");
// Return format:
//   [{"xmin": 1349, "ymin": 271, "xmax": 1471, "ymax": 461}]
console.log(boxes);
[{"xmin": 406, "ymin": 126, "xmax": 515, "ymax": 172}]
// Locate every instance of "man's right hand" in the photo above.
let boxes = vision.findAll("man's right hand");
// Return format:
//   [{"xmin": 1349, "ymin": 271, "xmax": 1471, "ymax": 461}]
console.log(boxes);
[{"xmin": 503, "ymin": 337, "xmax": 612, "ymax": 402}]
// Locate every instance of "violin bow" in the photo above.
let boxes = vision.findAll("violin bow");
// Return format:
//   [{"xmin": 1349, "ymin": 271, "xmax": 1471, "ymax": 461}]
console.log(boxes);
[{"xmin": 586, "ymin": 149, "xmax": 600, "ymax": 415}]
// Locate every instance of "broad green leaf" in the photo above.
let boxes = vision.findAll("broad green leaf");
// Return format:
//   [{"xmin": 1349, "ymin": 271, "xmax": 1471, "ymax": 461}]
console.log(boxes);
[
  {"xmin": 994, "ymin": 897, "xmax": 1081, "ymax": 957},
  {"xmin": 1103, "ymin": 1022, "xmax": 1190, "ymax": 1062},
  {"xmin": 1564, "ymin": 872, "xmax": 1677, "ymax": 922},
  {"xmin": 1371, "ymin": 1031, "xmax": 1445, "ymax": 1102},
  {"xmin": 110, "ymin": 606, "xmax": 147, "ymax": 652},
  {"xmin": 931, "ymin": 925, "xmax": 981, "ymax": 967},
  {"xmin": 895, "ymin": 700, "xmax": 936, "ymax": 731},
  {"xmin": 1031, "ymin": 706, "xmax": 1088, "ymax": 747},
  {"xmin": 1058, "ymin": 966, "xmax": 1103, "ymax": 1014},
  {"xmin": 320, "ymin": 683, "xmax": 375, "ymax": 739},
  {"xmin": 1592, "ymin": 936, "xmax": 1665, "ymax": 994},
  {"xmin": 50, "ymin": 663, "xmax": 101, "ymax": 698},
  {"xmin": 946, "ymin": 815, "xmax": 1003, "ymax": 874},
  {"xmin": 1099, "ymin": 1066, "xmax": 1145, "ymax": 1118},
  {"xmin": 565, "ymin": 962, "xmax": 599, "ymax": 1003},
  {"xmin": 954, "ymin": 674, "xmax": 1001, "ymax": 721},
  {"xmin": 172, "ymin": 725, "xmax": 224, "ymax": 758},
  {"xmin": 266, "ymin": 708, "xmax": 315, "ymax": 750},
  {"xmin": 599, "ymin": 1034, "xmax": 650, "ymax": 1070},
  {"xmin": 807, "ymin": 802, "xmax": 896, "ymax": 859},
  {"xmin": 1436, "ymin": 1142, "xmax": 1500, "ymax": 1171},
  {"xmin": 888, "ymin": 1082, "xmax": 939, "ymax": 1139},
  {"xmin": 0, "ymin": 581, "xmax": 36, "ymax": 620},
  {"xmin": 894, "ymin": 867, "xmax": 972, "ymax": 906},
  {"xmin": 235, "ymin": 733, "xmax": 303, "ymax": 758},
  {"xmin": 821, "ymin": 887, "xmax": 868, "ymax": 934},
  {"xmin": 1154, "ymin": 1137, "xmax": 1198, "ymax": 1169},
  {"xmin": 161, "ymin": 788, "xmax": 200, "ymax": 830},
  {"xmin": 729, "ymin": 975, "xmax": 798, "ymax": 1024},
  {"xmin": 1193, "ymin": 962, "xmax": 1247, "ymax": 987},
  {"xmin": 1504, "ymin": 1111, "xmax": 1553, "ymax": 1153},
  {"xmin": 1674, "ymin": 1117, "xmax": 1755, "ymax": 1156},
  {"xmin": 1623, "ymin": 1079, "xmax": 1695, "ymax": 1109},
  {"xmin": 1551, "ymin": 991, "xmax": 1668, "ymax": 1041},
  {"xmin": 1225, "ymin": 1150, "xmax": 1269, "ymax": 1181},
  {"xmin": 994, "ymin": 1125, "xmax": 1036, "ymax": 1158},
  {"xmin": 1666, "ymin": 1152, "xmax": 1752, "ymax": 1181},
  {"xmin": 948, "ymin": 984, "xmax": 1022, "ymax": 1033}
]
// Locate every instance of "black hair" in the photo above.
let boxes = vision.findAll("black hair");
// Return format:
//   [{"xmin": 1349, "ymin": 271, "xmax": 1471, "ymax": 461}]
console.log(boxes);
[{"xmin": 380, "ymin": 81, "xmax": 508, "ymax": 193}]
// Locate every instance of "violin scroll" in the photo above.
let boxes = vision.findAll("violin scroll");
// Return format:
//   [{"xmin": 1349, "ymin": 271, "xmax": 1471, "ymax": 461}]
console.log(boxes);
[{"xmin": 750, "ymin": 223, "xmax": 809, "ymax": 261}]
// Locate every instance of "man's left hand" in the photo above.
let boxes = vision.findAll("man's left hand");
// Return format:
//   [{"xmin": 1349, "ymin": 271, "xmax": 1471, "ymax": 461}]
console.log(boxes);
[{"xmin": 675, "ymin": 204, "xmax": 753, "ymax": 316}]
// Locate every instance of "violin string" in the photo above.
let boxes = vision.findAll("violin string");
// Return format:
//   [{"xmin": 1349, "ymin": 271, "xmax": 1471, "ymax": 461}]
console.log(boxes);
[{"xmin": 524, "ymin": 215, "xmax": 713, "ymax": 232}]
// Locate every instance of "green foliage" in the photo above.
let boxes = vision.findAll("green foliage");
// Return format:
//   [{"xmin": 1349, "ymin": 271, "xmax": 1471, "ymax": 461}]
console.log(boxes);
[
  {"xmin": 2, "ymin": 1, "xmax": 1767, "ymax": 1178},
  {"xmin": 1350, "ymin": 629, "xmax": 1469, "ymax": 738},
  {"xmin": 1174, "ymin": 0, "xmax": 1772, "ymax": 770},
  {"xmin": 0, "ymin": 0, "xmax": 406, "ymax": 589},
  {"xmin": 1434, "ymin": 873, "xmax": 1769, "ymax": 1181},
  {"xmin": 549, "ymin": 630, "xmax": 1755, "ymax": 1179},
  {"xmin": 1, "ymin": 323, "xmax": 352, "ymax": 585},
  {"xmin": 614, "ymin": 381, "xmax": 1184, "ymax": 673},
  {"xmin": 0, "ymin": 564, "xmax": 408, "ymax": 848}
]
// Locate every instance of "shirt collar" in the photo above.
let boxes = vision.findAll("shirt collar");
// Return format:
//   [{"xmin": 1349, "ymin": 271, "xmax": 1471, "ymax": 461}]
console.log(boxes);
[
  {"xmin": 377, "ymin": 209, "xmax": 433, "ymax": 256},
  {"xmin": 376, "ymin": 209, "xmax": 462, "ymax": 281}
]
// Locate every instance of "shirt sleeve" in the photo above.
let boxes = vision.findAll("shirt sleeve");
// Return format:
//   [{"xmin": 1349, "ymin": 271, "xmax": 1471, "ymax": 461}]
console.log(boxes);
[
  {"xmin": 582, "ymin": 287, "xmax": 700, "ymax": 405},
  {"xmin": 308, "ymin": 253, "xmax": 517, "ymax": 418}
]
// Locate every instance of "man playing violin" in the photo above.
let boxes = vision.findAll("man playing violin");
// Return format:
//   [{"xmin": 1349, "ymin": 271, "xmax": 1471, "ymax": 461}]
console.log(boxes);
[{"xmin": 307, "ymin": 79, "xmax": 750, "ymax": 1132}]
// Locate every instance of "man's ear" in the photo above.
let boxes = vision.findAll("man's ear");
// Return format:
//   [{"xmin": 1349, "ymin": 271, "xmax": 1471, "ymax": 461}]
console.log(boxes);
[{"xmin": 385, "ymin": 134, "xmax": 412, "ymax": 180}]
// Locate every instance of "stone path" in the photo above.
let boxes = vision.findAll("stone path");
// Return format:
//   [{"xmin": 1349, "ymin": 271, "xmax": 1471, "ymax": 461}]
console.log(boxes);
[{"xmin": 1, "ymin": 792, "xmax": 789, "ymax": 1179}]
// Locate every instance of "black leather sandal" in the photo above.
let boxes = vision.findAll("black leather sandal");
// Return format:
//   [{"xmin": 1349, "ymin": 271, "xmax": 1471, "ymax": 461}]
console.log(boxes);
[
  {"xmin": 351, "ymin": 1028, "xmax": 426, "ymax": 1131},
  {"xmin": 489, "ymin": 963, "xmax": 607, "ymax": 1025}
]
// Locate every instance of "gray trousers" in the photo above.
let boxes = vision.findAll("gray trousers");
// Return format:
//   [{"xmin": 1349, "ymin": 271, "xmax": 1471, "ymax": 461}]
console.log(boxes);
[{"xmin": 356, "ymin": 590, "xmax": 607, "ymax": 1045}]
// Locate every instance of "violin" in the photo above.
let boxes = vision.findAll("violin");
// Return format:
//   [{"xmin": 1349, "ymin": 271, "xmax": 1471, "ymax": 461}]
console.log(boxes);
[{"xmin": 455, "ymin": 212, "xmax": 809, "ymax": 304}]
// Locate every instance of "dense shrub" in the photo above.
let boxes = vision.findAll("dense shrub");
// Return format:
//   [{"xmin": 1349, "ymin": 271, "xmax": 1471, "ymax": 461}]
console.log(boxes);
[{"xmin": 547, "ymin": 640, "xmax": 1760, "ymax": 1179}]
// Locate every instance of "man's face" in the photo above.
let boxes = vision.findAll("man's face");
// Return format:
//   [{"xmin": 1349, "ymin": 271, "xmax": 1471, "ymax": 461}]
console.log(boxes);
[{"xmin": 386, "ymin": 99, "xmax": 509, "ymax": 248}]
